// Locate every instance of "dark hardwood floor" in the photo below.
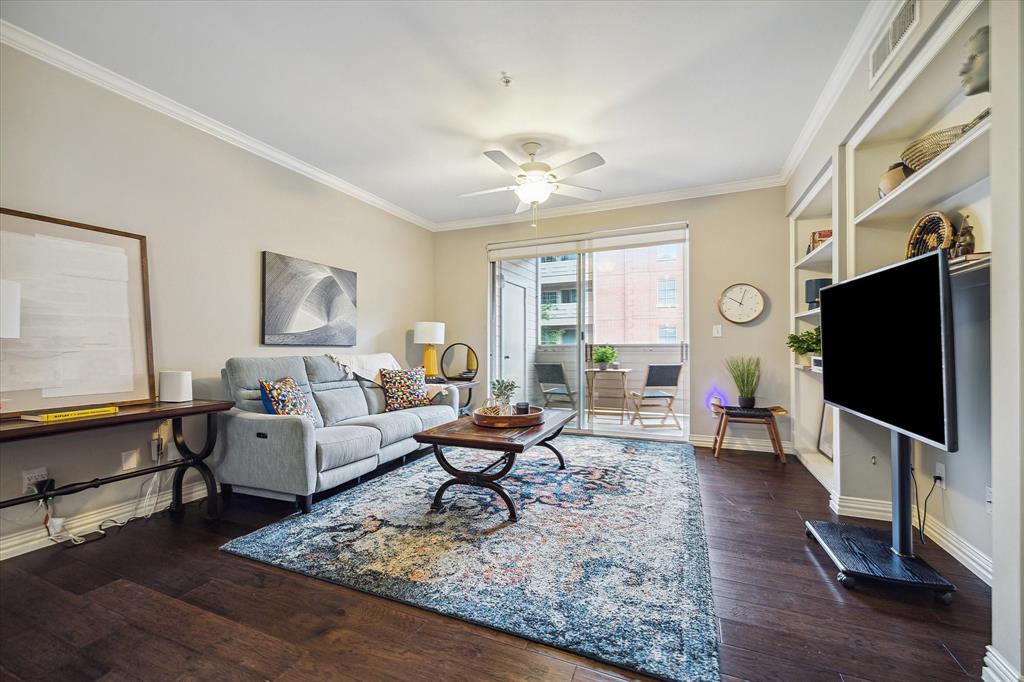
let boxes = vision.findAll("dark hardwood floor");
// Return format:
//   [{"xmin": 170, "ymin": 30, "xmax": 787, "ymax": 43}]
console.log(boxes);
[{"xmin": 0, "ymin": 445, "xmax": 991, "ymax": 681}]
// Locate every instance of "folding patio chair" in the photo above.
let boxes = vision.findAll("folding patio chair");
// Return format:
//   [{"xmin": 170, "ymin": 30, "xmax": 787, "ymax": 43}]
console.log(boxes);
[
  {"xmin": 629, "ymin": 363, "xmax": 683, "ymax": 429},
  {"xmin": 535, "ymin": 363, "xmax": 576, "ymax": 408}
]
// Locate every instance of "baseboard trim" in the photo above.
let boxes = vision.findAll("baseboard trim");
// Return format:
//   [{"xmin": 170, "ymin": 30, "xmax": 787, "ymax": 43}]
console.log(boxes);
[
  {"xmin": 830, "ymin": 495, "xmax": 993, "ymax": 585},
  {"xmin": 0, "ymin": 480, "xmax": 209, "ymax": 561},
  {"xmin": 982, "ymin": 646, "xmax": 1024, "ymax": 682},
  {"xmin": 689, "ymin": 433, "xmax": 793, "ymax": 454}
]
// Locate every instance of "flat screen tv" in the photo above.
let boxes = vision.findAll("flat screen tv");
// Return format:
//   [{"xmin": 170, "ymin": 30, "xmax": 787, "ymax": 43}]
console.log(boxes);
[{"xmin": 820, "ymin": 251, "xmax": 957, "ymax": 452}]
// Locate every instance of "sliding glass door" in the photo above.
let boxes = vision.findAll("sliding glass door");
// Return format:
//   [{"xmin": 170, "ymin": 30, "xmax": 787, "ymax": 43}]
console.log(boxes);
[{"xmin": 490, "ymin": 226, "xmax": 689, "ymax": 439}]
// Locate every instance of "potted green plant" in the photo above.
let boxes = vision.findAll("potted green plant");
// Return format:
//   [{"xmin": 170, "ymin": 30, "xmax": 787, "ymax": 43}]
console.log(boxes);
[
  {"xmin": 489, "ymin": 378, "xmax": 519, "ymax": 414},
  {"xmin": 785, "ymin": 326, "xmax": 821, "ymax": 366},
  {"xmin": 592, "ymin": 345, "xmax": 618, "ymax": 370},
  {"xmin": 724, "ymin": 356, "xmax": 761, "ymax": 408}
]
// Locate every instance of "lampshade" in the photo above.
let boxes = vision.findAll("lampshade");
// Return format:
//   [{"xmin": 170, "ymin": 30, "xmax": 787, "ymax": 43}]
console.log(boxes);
[
  {"xmin": 514, "ymin": 180, "xmax": 554, "ymax": 205},
  {"xmin": 0, "ymin": 280, "xmax": 21, "ymax": 339},
  {"xmin": 414, "ymin": 321, "xmax": 445, "ymax": 345}
]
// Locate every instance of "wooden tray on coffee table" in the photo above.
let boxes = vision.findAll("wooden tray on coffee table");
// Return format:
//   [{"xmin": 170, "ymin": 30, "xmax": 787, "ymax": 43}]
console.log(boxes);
[{"xmin": 472, "ymin": 406, "xmax": 544, "ymax": 428}]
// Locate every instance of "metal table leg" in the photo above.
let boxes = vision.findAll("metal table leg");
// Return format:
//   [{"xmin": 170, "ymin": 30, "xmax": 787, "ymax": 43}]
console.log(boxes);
[
  {"xmin": 168, "ymin": 413, "xmax": 220, "ymax": 520},
  {"xmin": 431, "ymin": 445, "xmax": 519, "ymax": 521}
]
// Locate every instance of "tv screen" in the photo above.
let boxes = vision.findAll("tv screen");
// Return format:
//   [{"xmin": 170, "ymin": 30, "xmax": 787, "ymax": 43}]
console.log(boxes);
[{"xmin": 820, "ymin": 251, "xmax": 957, "ymax": 451}]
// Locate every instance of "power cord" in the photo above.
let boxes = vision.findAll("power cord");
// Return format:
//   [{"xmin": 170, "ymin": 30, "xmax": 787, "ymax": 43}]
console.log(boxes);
[{"xmin": 911, "ymin": 469, "xmax": 940, "ymax": 544}]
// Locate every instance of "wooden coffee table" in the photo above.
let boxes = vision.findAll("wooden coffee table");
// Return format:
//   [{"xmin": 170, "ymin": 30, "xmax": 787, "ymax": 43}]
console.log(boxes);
[{"xmin": 413, "ymin": 410, "xmax": 576, "ymax": 522}]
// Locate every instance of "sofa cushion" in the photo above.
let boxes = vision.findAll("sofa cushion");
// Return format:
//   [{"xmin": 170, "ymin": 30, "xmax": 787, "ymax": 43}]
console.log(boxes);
[
  {"xmin": 379, "ymin": 367, "xmax": 431, "ymax": 412},
  {"xmin": 343, "ymin": 411, "xmax": 421, "ymax": 447},
  {"xmin": 259, "ymin": 377, "xmax": 317, "ymax": 422},
  {"xmin": 225, "ymin": 356, "xmax": 323, "ymax": 427},
  {"xmin": 304, "ymin": 355, "xmax": 370, "ymax": 425},
  {"xmin": 402, "ymin": 405, "xmax": 456, "ymax": 431},
  {"xmin": 315, "ymin": 425, "xmax": 381, "ymax": 471}
]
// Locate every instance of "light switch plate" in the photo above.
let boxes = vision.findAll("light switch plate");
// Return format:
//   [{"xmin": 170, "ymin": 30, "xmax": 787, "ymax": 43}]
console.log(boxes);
[{"xmin": 712, "ymin": 325, "xmax": 722, "ymax": 338}]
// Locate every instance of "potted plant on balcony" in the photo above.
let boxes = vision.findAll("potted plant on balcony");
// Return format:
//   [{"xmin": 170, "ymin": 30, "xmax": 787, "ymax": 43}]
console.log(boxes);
[
  {"xmin": 785, "ymin": 326, "xmax": 821, "ymax": 366},
  {"xmin": 725, "ymin": 356, "xmax": 760, "ymax": 408},
  {"xmin": 592, "ymin": 345, "xmax": 618, "ymax": 370}
]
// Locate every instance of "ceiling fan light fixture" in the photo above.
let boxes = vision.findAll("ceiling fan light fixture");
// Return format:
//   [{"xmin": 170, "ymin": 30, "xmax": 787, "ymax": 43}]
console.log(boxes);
[{"xmin": 514, "ymin": 180, "xmax": 554, "ymax": 205}]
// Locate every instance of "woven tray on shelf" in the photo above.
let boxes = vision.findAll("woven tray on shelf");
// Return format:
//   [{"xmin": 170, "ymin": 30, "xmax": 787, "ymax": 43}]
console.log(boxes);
[
  {"xmin": 900, "ymin": 108, "xmax": 990, "ymax": 172},
  {"xmin": 905, "ymin": 211, "xmax": 955, "ymax": 259}
]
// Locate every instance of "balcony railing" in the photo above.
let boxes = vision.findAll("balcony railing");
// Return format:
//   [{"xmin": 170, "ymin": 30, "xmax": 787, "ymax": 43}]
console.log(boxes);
[{"xmin": 540, "ymin": 260, "xmax": 576, "ymax": 283}]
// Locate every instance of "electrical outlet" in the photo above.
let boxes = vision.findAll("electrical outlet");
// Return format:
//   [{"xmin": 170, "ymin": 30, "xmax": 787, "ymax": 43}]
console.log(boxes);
[
  {"xmin": 121, "ymin": 449, "xmax": 140, "ymax": 471},
  {"xmin": 935, "ymin": 462, "xmax": 946, "ymax": 489},
  {"xmin": 22, "ymin": 467, "xmax": 49, "ymax": 493},
  {"xmin": 712, "ymin": 325, "xmax": 723, "ymax": 338},
  {"xmin": 985, "ymin": 486, "xmax": 992, "ymax": 515}
]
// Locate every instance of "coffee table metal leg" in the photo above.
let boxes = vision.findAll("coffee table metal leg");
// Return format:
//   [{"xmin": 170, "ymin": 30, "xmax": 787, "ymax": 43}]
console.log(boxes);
[
  {"xmin": 536, "ymin": 440, "xmax": 566, "ymax": 469},
  {"xmin": 430, "ymin": 445, "xmax": 519, "ymax": 522},
  {"xmin": 479, "ymin": 481, "xmax": 517, "ymax": 521}
]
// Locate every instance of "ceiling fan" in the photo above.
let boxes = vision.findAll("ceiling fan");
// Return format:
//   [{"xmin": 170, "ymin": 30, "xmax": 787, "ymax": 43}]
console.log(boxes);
[{"xmin": 459, "ymin": 142, "xmax": 605, "ymax": 215}]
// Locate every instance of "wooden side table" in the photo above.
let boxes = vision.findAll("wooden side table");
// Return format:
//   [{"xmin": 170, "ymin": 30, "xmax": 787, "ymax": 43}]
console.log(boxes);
[
  {"xmin": 584, "ymin": 368, "xmax": 632, "ymax": 423},
  {"xmin": 443, "ymin": 380, "xmax": 479, "ymax": 417},
  {"xmin": 712, "ymin": 404, "xmax": 788, "ymax": 463}
]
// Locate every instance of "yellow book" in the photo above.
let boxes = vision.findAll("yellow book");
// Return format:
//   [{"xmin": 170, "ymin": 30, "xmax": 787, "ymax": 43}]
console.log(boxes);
[{"xmin": 21, "ymin": 406, "xmax": 120, "ymax": 422}]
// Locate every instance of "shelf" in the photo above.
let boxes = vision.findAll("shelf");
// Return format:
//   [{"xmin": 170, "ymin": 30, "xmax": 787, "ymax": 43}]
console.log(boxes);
[
  {"xmin": 950, "ymin": 255, "xmax": 991, "ymax": 277},
  {"xmin": 854, "ymin": 118, "xmax": 991, "ymax": 226},
  {"xmin": 794, "ymin": 309, "xmax": 821, "ymax": 323},
  {"xmin": 794, "ymin": 238, "xmax": 833, "ymax": 272}
]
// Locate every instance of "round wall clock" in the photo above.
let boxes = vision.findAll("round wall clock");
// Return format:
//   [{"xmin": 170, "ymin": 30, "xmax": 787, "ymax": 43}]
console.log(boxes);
[{"xmin": 718, "ymin": 283, "xmax": 765, "ymax": 324}]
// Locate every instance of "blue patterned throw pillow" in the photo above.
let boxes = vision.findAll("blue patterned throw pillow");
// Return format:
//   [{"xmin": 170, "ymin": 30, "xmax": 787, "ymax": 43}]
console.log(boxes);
[
  {"xmin": 259, "ymin": 376, "xmax": 316, "ymax": 421},
  {"xmin": 380, "ymin": 367, "xmax": 431, "ymax": 412}
]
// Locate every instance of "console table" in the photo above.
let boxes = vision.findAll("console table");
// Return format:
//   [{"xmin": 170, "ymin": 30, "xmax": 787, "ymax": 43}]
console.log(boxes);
[{"xmin": 0, "ymin": 400, "xmax": 234, "ymax": 520}]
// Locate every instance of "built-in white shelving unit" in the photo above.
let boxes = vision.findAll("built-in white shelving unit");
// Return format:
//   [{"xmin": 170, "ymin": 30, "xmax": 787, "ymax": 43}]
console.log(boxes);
[
  {"xmin": 831, "ymin": 0, "xmax": 993, "ymax": 567},
  {"xmin": 788, "ymin": 162, "xmax": 836, "ymax": 495}
]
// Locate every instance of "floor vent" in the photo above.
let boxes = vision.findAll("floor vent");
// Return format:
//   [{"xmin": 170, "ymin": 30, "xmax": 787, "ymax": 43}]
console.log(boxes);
[{"xmin": 869, "ymin": 0, "xmax": 919, "ymax": 88}]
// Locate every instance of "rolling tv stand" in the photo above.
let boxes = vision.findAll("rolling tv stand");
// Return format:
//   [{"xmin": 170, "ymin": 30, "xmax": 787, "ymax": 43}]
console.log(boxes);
[{"xmin": 804, "ymin": 431, "xmax": 957, "ymax": 604}]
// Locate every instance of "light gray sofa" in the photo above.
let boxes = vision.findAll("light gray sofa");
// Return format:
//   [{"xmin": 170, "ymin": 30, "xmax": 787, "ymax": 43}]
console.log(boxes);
[{"xmin": 198, "ymin": 355, "xmax": 458, "ymax": 512}]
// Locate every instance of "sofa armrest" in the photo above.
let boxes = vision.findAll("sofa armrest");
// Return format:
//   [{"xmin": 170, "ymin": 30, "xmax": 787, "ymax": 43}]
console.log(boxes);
[
  {"xmin": 211, "ymin": 408, "xmax": 318, "ymax": 496},
  {"xmin": 432, "ymin": 386, "xmax": 460, "ymax": 414}
]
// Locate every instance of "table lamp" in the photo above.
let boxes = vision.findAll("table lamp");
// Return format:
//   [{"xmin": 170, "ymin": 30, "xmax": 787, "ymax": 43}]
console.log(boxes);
[{"xmin": 414, "ymin": 322, "xmax": 445, "ymax": 378}]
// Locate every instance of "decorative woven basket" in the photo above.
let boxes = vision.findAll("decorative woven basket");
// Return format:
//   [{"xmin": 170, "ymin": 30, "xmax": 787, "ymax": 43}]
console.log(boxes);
[
  {"xmin": 905, "ymin": 211, "xmax": 955, "ymax": 259},
  {"xmin": 900, "ymin": 108, "xmax": 990, "ymax": 172}
]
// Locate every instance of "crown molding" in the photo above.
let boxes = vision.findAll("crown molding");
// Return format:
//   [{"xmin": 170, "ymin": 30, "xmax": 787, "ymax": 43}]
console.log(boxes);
[
  {"xmin": 431, "ymin": 174, "xmax": 786, "ymax": 232},
  {"xmin": 0, "ymin": 20, "xmax": 436, "ymax": 231},
  {"xmin": 3, "ymin": 11, "xmax": 869, "ymax": 234},
  {"xmin": 780, "ymin": 1, "xmax": 902, "ymax": 184}
]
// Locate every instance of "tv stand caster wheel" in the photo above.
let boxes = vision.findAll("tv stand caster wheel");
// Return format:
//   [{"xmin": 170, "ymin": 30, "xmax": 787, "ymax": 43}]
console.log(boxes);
[
  {"xmin": 837, "ymin": 572, "xmax": 856, "ymax": 589},
  {"xmin": 936, "ymin": 591, "xmax": 954, "ymax": 605}
]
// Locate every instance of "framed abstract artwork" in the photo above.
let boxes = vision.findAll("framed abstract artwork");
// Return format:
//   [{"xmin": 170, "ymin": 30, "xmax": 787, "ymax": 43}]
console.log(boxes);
[{"xmin": 261, "ymin": 251, "xmax": 357, "ymax": 346}]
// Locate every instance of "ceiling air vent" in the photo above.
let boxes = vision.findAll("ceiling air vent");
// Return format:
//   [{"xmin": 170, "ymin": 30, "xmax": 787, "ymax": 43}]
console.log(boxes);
[{"xmin": 869, "ymin": 0, "xmax": 919, "ymax": 88}]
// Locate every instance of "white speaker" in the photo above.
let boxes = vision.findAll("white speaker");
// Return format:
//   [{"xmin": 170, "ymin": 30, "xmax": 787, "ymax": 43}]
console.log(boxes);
[{"xmin": 159, "ymin": 371, "xmax": 193, "ymax": 403}]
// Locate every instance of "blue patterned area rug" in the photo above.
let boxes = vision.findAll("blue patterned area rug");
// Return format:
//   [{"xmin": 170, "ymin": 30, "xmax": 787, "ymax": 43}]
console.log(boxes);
[{"xmin": 221, "ymin": 436, "xmax": 719, "ymax": 681}]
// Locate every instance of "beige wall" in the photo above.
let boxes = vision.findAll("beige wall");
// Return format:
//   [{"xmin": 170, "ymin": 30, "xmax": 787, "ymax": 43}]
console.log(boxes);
[
  {"xmin": 0, "ymin": 47, "xmax": 435, "ymax": 542},
  {"xmin": 434, "ymin": 186, "xmax": 791, "ymax": 442}
]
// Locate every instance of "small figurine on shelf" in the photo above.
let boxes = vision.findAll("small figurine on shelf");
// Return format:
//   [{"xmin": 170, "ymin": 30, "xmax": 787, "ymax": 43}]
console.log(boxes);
[{"xmin": 953, "ymin": 216, "xmax": 976, "ymax": 258}]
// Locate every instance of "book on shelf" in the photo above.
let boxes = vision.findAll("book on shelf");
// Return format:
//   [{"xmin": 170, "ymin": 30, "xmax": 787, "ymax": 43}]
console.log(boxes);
[
  {"xmin": 20, "ymin": 406, "xmax": 120, "ymax": 422},
  {"xmin": 807, "ymin": 229, "xmax": 833, "ymax": 253}
]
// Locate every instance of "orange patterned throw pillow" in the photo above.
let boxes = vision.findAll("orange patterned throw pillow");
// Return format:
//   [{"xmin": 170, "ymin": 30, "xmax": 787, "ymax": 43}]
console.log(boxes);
[{"xmin": 379, "ymin": 367, "xmax": 431, "ymax": 412}]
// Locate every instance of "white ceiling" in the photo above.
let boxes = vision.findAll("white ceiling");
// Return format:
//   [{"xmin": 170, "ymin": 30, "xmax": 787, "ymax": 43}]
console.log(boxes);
[{"xmin": 1, "ymin": 0, "xmax": 868, "ymax": 229}]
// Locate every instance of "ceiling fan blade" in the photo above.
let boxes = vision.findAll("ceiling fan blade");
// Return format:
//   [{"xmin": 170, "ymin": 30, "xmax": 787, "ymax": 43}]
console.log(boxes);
[
  {"xmin": 553, "ymin": 184, "xmax": 602, "ymax": 200},
  {"xmin": 484, "ymin": 150, "xmax": 524, "ymax": 177},
  {"xmin": 549, "ymin": 152, "xmax": 605, "ymax": 181},
  {"xmin": 458, "ymin": 185, "xmax": 515, "ymax": 198},
  {"xmin": 514, "ymin": 201, "xmax": 532, "ymax": 214}
]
